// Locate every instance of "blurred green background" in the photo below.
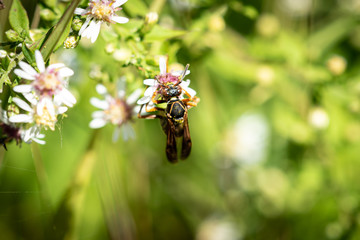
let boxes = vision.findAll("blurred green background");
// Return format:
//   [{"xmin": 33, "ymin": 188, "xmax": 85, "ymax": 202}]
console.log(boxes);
[{"xmin": 3, "ymin": 0, "xmax": 360, "ymax": 239}]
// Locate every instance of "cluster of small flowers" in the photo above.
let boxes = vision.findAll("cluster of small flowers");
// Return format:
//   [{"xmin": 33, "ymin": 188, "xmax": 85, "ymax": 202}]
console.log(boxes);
[{"xmin": 2, "ymin": 50, "xmax": 76, "ymax": 145}]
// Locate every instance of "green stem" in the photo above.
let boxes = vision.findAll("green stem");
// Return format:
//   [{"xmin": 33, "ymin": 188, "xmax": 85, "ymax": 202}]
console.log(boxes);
[
  {"xmin": 49, "ymin": 130, "xmax": 99, "ymax": 240},
  {"xmin": 40, "ymin": 0, "xmax": 81, "ymax": 62},
  {"xmin": 31, "ymin": 142, "xmax": 53, "ymax": 212},
  {"xmin": 149, "ymin": 0, "xmax": 166, "ymax": 13}
]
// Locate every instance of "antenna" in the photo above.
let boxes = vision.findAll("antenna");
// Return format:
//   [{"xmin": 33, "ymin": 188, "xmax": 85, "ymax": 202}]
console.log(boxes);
[{"xmin": 175, "ymin": 64, "xmax": 189, "ymax": 86}]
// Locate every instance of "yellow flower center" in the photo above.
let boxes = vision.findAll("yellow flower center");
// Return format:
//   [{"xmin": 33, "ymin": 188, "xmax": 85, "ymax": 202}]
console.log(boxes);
[
  {"xmin": 92, "ymin": 2, "xmax": 113, "ymax": 21},
  {"xmin": 105, "ymin": 100, "xmax": 126, "ymax": 125},
  {"xmin": 35, "ymin": 106, "xmax": 57, "ymax": 131},
  {"xmin": 36, "ymin": 72, "xmax": 61, "ymax": 93}
]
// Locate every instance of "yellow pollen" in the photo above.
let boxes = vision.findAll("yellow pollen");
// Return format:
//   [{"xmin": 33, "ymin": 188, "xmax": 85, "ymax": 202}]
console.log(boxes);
[
  {"xmin": 35, "ymin": 107, "xmax": 57, "ymax": 131},
  {"xmin": 105, "ymin": 101, "xmax": 125, "ymax": 125},
  {"xmin": 92, "ymin": 3, "xmax": 113, "ymax": 20},
  {"xmin": 38, "ymin": 72, "xmax": 61, "ymax": 91}
]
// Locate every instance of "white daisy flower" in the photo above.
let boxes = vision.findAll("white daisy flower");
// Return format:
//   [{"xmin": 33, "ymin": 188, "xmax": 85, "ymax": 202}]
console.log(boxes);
[
  {"xmin": 89, "ymin": 81, "xmax": 142, "ymax": 141},
  {"xmin": 0, "ymin": 102, "xmax": 45, "ymax": 145},
  {"xmin": 21, "ymin": 126, "xmax": 46, "ymax": 145},
  {"xmin": 136, "ymin": 56, "xmax": 196, "ymax": 105},
  {"xmin": 75, "ymin": 0, "xmax": 129, "ymax": 43},
  {"xmin": 13, "ymin": 50, "xmax": 76, "ymax": 110},
  {"xmin": 9, "ymin": 94, "xmax": 67, "ymax": 131}
]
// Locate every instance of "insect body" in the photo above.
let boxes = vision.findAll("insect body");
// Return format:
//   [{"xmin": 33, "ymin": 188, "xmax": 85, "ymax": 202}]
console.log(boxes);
[
  {"xmin": 160, "ymin": 97, "xmax": 192, "ymax": 162},
  {"xmin": 138, "ymin": 60, "xmax": 199, "ymax": 163}
]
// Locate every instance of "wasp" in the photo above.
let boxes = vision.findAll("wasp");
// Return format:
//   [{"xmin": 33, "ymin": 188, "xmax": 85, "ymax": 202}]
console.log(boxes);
[{"xmin": 138, "ymin": 63, "xmax": 199, "ymax": 163}]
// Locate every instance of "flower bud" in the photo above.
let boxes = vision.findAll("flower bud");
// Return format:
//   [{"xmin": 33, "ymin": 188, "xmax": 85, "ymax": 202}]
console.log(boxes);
[
  {"xmin": 140, "ymin": 12, "xmax": 159, "ymax": 35},
  {"xmin": 327, "ymin": 55, "xmax": 347, "ymax": 76},
  {"xmin": 64, "ymin": 36, "xmax": 78, "ymax": 49},
  {"xmin": 5, "ymin": 29, "xmax": 21, "ymax": 42},
  {"xmin": 0, "ymin": 50, "xmax": 7, "ymax": 58},
  {"xmin": 72, "ymin": 18, "xmax": 83, "ymax": 32},
  {"xmin": 40, "ymin": 8, "xmax": 57, "ymax": 21},
  {"xmin": 308, "ymin": 107, "xmax": 330, "ymax": 129},
  {"xmin": 145, "ymin": 12, "xmax": 158, "ymax": 26},
  {"xmin": 208, "ymin": 15, "xmax": 225, "ymax": 32}
]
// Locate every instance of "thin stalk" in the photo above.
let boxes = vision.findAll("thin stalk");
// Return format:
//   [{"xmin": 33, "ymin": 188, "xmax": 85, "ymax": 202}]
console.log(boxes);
[
  {"xmin": 31, "ymin": 142, "xmax": 52, "ymax": 211},
  {"xmin": 149, "ymin": 0, "xmax": 166, "ymax": 13},
  {"xmin": 49, "ymin": 130, "xmax": 99, "ymax": 240}
]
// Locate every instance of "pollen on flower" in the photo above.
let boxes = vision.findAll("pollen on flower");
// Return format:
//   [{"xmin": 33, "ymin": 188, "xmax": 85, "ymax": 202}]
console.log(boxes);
[
  {"xmin": 35, "ymin": 107, "xmax": 57, "ymax": 131},
  {"xmin": 105, "ymin": 99, "xmax": 130, "ymax": 125},
  {"xmin": 64, "ymin": 36, "xmax": 78, "ymax": 49},
  {"xmin": 157, "ymin": 73, "xmax": 180, "ymax": 85},
  {"xmin": 34, "ymin": 71, "xmax": 62, "ymax": 95},
  {"xmin": 91, "ymin": 2, "xmax": 114, "ymax": 22}
]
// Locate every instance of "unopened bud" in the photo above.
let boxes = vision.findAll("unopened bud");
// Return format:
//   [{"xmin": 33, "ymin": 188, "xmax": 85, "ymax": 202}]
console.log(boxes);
[
  {"xmin": 140, "ymin": 12, "xmax": 159, "ymax": 35},
  {"xmin": 112, "ymin": 48, "xmax": 132, "ymax": 62},
  {"xmin": 145, "ymin": 12, "xmax": 158, "ymax": 25},
  {"xmin": 256, "ymin": 14, "xmax": 280, "ymax": 38},
  {"xmin": 308, "ymin": 107, "xmax": 330, "ymax": 129},
  {"xmin": 40, "ymin": 8, "xmax": 57, "ymax": 21},
  {"xmin": 0, "ymin": 50, "xmax": 7, "ymax": 58},
  {"xmin": 72, "ymin": 18, "xmax": 83, "ymax": 32},
  {"xmin": 208, "ymin": 15, "xmax": 225, "ymax": 32},
  {"xmin": 5, "ymin": 29, "xmax": 21, "ymax": 42},
  {"xmin": 64, "ymin": 36, "xmax": 78, "ymax": 49},
  {"xmin": 327, "ymin": 55, "xmax": 346, "ymax": 76}
]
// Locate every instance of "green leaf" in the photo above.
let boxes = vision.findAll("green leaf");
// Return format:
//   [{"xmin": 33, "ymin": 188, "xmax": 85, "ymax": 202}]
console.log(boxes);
[
  {"xmin": 22, "ymin": 43, "xmax": 35, "ymax": 65},
  {"xmin": 40, "ymin": 0, "xmax": 82, "ymax": 62},
  {"xmin": 123, "ymin": 0, "xmax": 148, "ymax": 17},
  {"xmin": 144, "ymin": 25, "xmax": 186, "ymax": 42},
  {"xmin": 9, "ymin": 0, "xmax": 30, "ymax": 37}
]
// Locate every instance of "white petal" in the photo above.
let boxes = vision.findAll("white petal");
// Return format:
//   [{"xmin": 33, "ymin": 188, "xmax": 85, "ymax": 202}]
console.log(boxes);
[
  {"xmin": 43, "ymin": 98, "xmax": 56, "ymax": 117},
  {"xmin": 159, "ymin": 56, "xmax": 167, "ymax": 74},
  {"xmin": 112, "ymin": 127, "xmax": 120, "ymax": 142},
  {"xmin": 58, "ymin": 67, "xmax": 74, "ymax": 78},
  {"xmin": 89, "ymin": 118, "xmax": 107, "ymax": 129},
  {"xmin": 14, "ymin": 69, "xmax": 36, "ymax": 80},
  {"xmin": 90, "ymin": 97, "xmax": 109, "ymax": 110},
  {"xmin": 90, "ymin": 21, "xmax": 102, "ymax": 43},
  {"xmin": 143, "ymin": 79, "xmax": 157, "ymax": 86},
  {"xmin": 133, "ymin": 105, "xmax": 141, "ymax": 114},
  {"xmin": 13, "ymin": 84, "xmax": 33, "ymax": 93},
  {"xmin": 180, "ymin": 79, "xmax": 190, "ymax": 88},
  {"xmin": 183, "ymin": 86, "xmax": 196, "ymax": 97},
  {"xmin": 144, "ymin": 86, "xmax": 156, "ymax": 97},
  {"xmin": 9, "ymin": 114, "xmax": 33, "ymax": 123},
  {"xmin": 126, "ymin": 89, "xmax": 142, "ymax": 105},
  {"xmin": 32, "ymin": 138, "xmax": 46, "ymax": 145},
  {"xmin": 18, "ymin": 61, "xmax": 37, "ymax": 76},
  {"xmin": 23, "ymin": 93, "xmax": 38, "ymax": 105},
  {"xmin": 58, "ymin": 88, "xmax": 77, "ymax": 107},
  {"xmin": 35, "ymin": 50, "xmax": 45, "ymax": 73},
  {"xmin": 36, "ymin": 98, "xmax": 45, "ymax": 116},
  {"xmin": 111, "ymin": 16, "xmax": 129, "ymax": 24},
  {"xmin": 92, "ymin": 110, "xmax": 105, "ymax": 118},
  {"xmin": 136, "ymin": 96, "xmax": 150, "ymax": 105},
  {"xmin": 48, "ymin": 63, "xmax": 65, "ymax": 71},
  {"xmin": 172, "ymin": 69, "xmax": 190, "ymax": 77},
  {"xmin": 122, "ymin": 123, "xmax": 135, "ymax": 141},
  {"xmin": 79, "ymin": 17, "xmax": 91, "ymax": 35},
  {"xmin": 96, "ymin": 84, "xmax": 107, "ymax": 95},
  {"xmin": 58, "ymin": 106, "xmax": 68, "ymax": 114},
  {"xmin": 113, "ymin": 0, "xmax": 128, "ymax": 8},
  {"xmin": 74, "ymin": 8, "xmax": 86, "ymax": 15},
  {"xmin": 12, "ymin": 97, "xmax": 32, "ymax": 112}
]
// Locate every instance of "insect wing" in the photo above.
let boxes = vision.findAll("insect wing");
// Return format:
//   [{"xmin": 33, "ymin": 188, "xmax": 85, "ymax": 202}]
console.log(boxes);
[
  {"xmin": 166, "ymin": 118, "xmax": 178, "ymax": 163},
  {"xmin": 180, "ymin": 113, "xmax": 192, "ymax": 160}
]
